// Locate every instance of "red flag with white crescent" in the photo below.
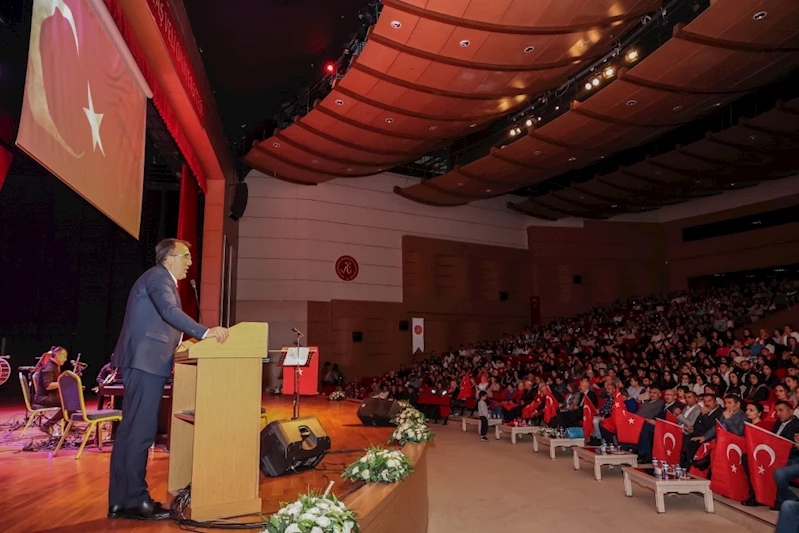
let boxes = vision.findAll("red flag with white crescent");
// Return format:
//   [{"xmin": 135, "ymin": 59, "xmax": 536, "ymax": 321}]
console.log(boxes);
[
  {"xmin": 689, "ymin": 441, "xmax": 715, "ymax": 479},
  {"xmin": 710, "ymin": 422, "xmax": 749, "ymax": 502},
  {"xmin": 652, "ymin": 419, "xmax": 683, "ymax": 463},
  {"xmin": 615, "ymin": 408, "xmax": 645, "ymax": 444},
  {"xmin": 745, "ymin": 422, "xmax": 793, "ymax": 506},
  {"xmin": 543, "ymin": 387, "xmax": 560, "ymax": 425},
  {"xmin": 600, "ymin": 387, "xmax": 623, "ymax": 433},
  {"xmin": 665, "ymin": 409, "xmax": 678, "ymax": 425},
  {"xmin": 582, "ymin": 396, "xmax": 596, "ymax": 443}
]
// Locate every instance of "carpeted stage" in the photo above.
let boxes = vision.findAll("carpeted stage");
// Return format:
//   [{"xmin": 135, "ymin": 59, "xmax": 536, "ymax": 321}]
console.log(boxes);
[{"xmin": 0, "ymin": 396, "xmax": 403, "ymax": 533}]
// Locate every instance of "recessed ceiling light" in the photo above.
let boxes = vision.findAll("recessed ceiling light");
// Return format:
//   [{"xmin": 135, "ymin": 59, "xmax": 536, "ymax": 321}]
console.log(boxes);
[
  {"xmin": 470, "ymin": 123, "xmax": 477, "ymax": 128},
  {"xmin": 311, "ymin": 159, "xmax": 319, "ymax": 164},
  {"xmin": 581, "ymin": 40, "xmax": 591, "ymax": 47},
  {"xmin": 385, "ymin": 117, "xmax": 394, "ymax": 123},
  {"xmin": 753, "ymin": 11, "xmax": 767, "ymax": 20},
  {"xmin": 524, "ymin": 46, "xmax": 535, "ymax": 53},
  {"xmin": 459, "ymin": 40, "xmax": 471, "ymax": 47},
  {"xmin": 457, "ymin": 182, "xmax": 464, "ymax": 187},
  {"xmin": 555, "ymin": 106, "xmax": 560, "ymax": 111},
  {"xmin": 533, "ymin": 150, "xmax": 542, "ymax": 156},
  {"xmin": 673, "ymin": 105, "xmax": 682, "ymax": 112},
  {"xmin": 335, "ymin": 99, "xmax": 344, "ymax": 106},
  {"xmin": 346, "ymin": 167, "xmax": 354, "ymax": 172},
  {"xmin": 579, "ymin": 196, "xmax": 584, "ymax": 200},
  {"xmin": 525, "ymin": 119, "xmax": 533, "ymax": 127},
  {"xmin": 485, "ymin": 189, "xmax": 492, "ymax": 193},
  {"xmin": 273, "ymin": 142, "xmax": 280, "ymax": 148},
  {"xmin": 611, "ymin": 204, "xmax": 618, "ymax": 208},
  {"xmin": 749, "ymin": 135, "xmax": 756, "ymax": 140},
  {"xmin": 626, "ymin": 99, "xmax": 637, "ymax": 106},
  {"xmin": 568, "ymin": 157, "xmax": 577, "ymax": 162},
  {"xmin": 730, "ymin": 183, "xmax": 736, "ymax": 186},
  {"xmin": 391, "ymin": 20, "xmax": 402, "ymax": 29},
  {"xmin": 654, "ymin": 171, "xmax": 661, "ymax": 175},
  {"xmin": 429, "ymin": 126, "xmax": 437, "ymax": 131}
]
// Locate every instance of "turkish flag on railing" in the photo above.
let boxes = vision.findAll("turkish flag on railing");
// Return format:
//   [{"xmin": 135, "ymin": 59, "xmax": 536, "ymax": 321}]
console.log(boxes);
[
  {"xmin": 710, "ymin": 422, "xmax": 749, "ymax": 502},
  {"xmin": 666, "ymin": 410, "xmax": 678, "ymax": 424},
  {"xmin": 600, "ymin": 388, "xmax": 623, "ymax": 433},
  {"xmin": 745, "ymin": 422, "xmax": 793, "ymax": 506},
  {"xmin": 616, "ymin": 409, "xmax": 645, "ymax": 444},
  {"xmin": 583, "ymin": 397, "xmax": 596, "ymax": 443},
  {"xmin": 653, "ymin": 419, "xmax": 683, "ymax": 463},
  {"xmin": 543, "ymin": 388, "xmax": 560, "ymax": 425},
  {"xmin": 456, "ymin": 374, "xmax": 473, "ymax": 400},
  {"xmin": 689, "ymin": 441, "xmax": 715, "ymax": 479}
]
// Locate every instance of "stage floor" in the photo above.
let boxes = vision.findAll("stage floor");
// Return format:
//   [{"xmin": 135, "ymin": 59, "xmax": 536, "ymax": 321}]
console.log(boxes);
[{"xmin": 0, "ymin": 395, "xmax": 394, "ymax": 533}]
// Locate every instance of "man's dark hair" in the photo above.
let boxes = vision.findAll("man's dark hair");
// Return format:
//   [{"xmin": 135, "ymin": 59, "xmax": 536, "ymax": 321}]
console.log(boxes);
[
  {"xmin": 702, "ymin": 393, "xmax": 717, "ymax": 401},
  {"xmin": 155, "ymin": 238, "xmax": 191, "ymax": 265},
  {"xmin": 774, "ymin": 400, "xmax": 793, "ymax": 410},
  {"xmin": 724, "ymin": 394, "xmax": 742, "ymax": 405},
  {"xmin": 478, "ymin": 390, "xmax": 488, "ymax": 399}
]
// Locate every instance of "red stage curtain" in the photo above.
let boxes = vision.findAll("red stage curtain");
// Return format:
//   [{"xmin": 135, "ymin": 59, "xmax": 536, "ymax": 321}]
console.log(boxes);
[
  {"xmin": 0, "ymin": 145, "xmax": 12, "ymax": 193},
  {"xmin": 101, "ymin": 0, "xmax": 207, "ymax": 194},
  {"xmin": 177, "ymin": 164, "xmax": 199, "ymax": 320}
]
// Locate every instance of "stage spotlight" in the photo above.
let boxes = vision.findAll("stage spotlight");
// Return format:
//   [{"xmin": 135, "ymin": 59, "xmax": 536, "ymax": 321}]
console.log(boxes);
[
  {"xmin": 510, "ymin": 128, "xmax": 517, "ymax": 136},
  {"xmin": 325, "ymin": 62, "xmax": 336, "ymax": 74},
  {"xmin": 626, "ymin": 49, "xmax": 639, "ymax": 62},
  {"xmin": 525, "ymin": 119, "xmax": 533, "ymax": 127},
  {"xmin": 585, "ymin": 82, "xmax": 593, "ymax": 90},
  {"xmin": 591, "ymin": 77, "xmax": 600, "ymax": 87},
  {"xmin": 603, "ymin": 66, "xmax": 615, "ymax": 78}
]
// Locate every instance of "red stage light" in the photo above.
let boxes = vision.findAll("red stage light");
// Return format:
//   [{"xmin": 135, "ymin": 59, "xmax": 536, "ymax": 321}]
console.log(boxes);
[{"xmin": 325, "ymin": 62, "xmax": 335, "ymax": 74}]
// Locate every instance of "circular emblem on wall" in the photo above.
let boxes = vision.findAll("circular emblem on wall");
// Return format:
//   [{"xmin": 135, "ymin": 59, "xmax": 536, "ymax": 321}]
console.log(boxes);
[
  {"xmin": 413, "ymin": 325, "xmax": 423, "ymax": 335},
  {"xmin": 335, "ymin": 255, "xmax": 359, "ymax": 281}
]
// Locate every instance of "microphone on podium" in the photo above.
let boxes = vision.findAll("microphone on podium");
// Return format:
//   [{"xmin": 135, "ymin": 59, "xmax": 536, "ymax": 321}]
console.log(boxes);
[
  {"xmin": 190, "ymin": 279, "xmax": 202, "ymax": 323},
  {"xmin": 292, "ymin": 327, "xmax": 305, "ymax": 338}
]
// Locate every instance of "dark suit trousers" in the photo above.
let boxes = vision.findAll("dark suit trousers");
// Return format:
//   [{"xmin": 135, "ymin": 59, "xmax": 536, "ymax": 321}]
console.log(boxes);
[{"xmin": 109, "ymin": 368, "xmax": 167, "ymax": 508}]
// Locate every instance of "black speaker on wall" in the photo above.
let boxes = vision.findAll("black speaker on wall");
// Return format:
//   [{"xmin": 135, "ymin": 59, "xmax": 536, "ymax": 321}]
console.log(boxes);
[
  {"xmin": 573, "ymin": 275, "xmax": 582, "ymax": 285},
  {"xmin": 399, "ymin": 320, "xmax": 409, "ymax": 331},
  {"xmin": 499, "ymin": 291, "xmax": 509, "ymax": 301},
  {"xmin": 352, "ymin": 331, "xmax": 363, "ymax": 342},
  {"xmin": 259, "ymin": 417, "xmax": 331, "ymax": 477},
  {"xmin": 229, "ymin": 182, "xmax": 249, "ymax": 221},
  {"xmin": 357, "ymin": 397, "xmax": 403, "ymax": 426}
]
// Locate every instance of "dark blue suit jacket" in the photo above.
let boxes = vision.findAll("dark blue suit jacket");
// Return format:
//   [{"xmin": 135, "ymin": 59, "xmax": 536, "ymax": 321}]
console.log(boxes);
[{"xmin": 112, "ymin": 265, "xmax": 208, "ymax": 377}]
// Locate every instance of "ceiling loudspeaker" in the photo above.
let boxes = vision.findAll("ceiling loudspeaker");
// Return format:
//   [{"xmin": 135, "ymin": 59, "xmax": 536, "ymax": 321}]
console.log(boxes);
[{"xmin": 229, "ymin": 182, "xmax": 249, "ymax": 221}]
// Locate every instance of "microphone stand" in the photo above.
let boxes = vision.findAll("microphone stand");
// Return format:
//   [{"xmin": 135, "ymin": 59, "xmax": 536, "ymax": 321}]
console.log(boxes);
[{"xmin": 293, "ymin": 330, "xmax": 301, "ymax": 420}]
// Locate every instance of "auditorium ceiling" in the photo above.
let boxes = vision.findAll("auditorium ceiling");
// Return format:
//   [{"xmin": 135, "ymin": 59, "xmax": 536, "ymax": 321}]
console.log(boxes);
[{"xmin": 237, "ymin": 0, "xmax": 799, "ymax": 219}]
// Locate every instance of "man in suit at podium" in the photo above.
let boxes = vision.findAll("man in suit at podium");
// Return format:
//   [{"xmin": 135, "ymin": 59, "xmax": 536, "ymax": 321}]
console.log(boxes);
[{"xmin": 108, "ymin": 239, "xmax": 229, "ymax": 520}]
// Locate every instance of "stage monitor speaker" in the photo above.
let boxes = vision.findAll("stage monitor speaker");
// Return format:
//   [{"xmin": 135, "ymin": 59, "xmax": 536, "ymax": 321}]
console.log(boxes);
[
  {"xmin": 229, "ymin": 182, "xmax": 249, "ymax": 221},
  {"xmin": 259, "ymin": 416, "xmax": 331, "ymax": 477},
  {"xmin": 357, "ymin": 397, "xmax": 403, "ymax": 426}
]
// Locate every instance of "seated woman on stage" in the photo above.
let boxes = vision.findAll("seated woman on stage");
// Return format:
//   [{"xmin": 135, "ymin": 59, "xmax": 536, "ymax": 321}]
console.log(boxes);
[{"xmin": 33, "ymin": 346, "xmax": 68, "ymax": 435}]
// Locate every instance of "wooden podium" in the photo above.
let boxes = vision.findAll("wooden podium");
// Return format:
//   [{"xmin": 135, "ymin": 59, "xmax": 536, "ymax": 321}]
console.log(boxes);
[{"xmin": 168, "ymin": 322, "xmax": 268, "ymax": 521}]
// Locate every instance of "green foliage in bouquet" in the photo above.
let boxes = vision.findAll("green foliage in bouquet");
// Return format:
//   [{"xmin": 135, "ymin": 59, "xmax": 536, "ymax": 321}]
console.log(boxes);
[{"xmin": 342, "ymin": 446, "xmax": 414, "ymax": 484}]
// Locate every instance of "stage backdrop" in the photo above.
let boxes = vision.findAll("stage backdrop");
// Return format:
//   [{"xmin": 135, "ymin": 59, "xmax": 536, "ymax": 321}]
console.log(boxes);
[{"xmin": 16, "ymin": 0, "xmax": 151, "ymax": 238}]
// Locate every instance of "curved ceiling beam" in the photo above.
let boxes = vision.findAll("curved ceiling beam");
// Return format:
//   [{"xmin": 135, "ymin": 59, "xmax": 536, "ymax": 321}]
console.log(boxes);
[
  {"xmin": 618, "ymin": 72, "xmax": 756, "ymax": 95},
  {"xmin": 704, "ymin": 136, "xmax": 783, "ymax": 155},
  {"xmin": 333, "ymin": 85, "xmax": 488, "ymax": 123},
  {"xmin": 421, "ymin": 180, "xmax": 493, "ymax": 200},
  {"xmin": 549, "ymin": 193, "xmax": 613, "ymax": 215},
  {"xmin": 293, "ymin": 120, "xmax": 426, "ymax": 158},
  {"xmin": 314, "ymin": 105, "xmax": 452, "ymax": 141},
  {"xmin": 273, "ymin": 131, "xmax": 395, "ymax": 169},
  {"xmin": 382, "ymin": 0, "xmax": 660, "ymax": 36},
  {"xmin": 506, "ymin": 201, "xmax": 557, "ymax": 221},
  {"xmin": 674, "ymin": 28, "xmax": 799, "ymax": 53},
  {"xmin": 528, "ymin": 130, "xmax": 609, "ymax": 154},
  {"xmin": 645, "ymin": 158, "xmax": 715, "ymax": 180},
  {"xmin": 489, "ymin": 148, "xmax": 548, "ymax": 170},
  {"xmin": 369, "ymin": 31, "xmax": 605, "ymax": 72},
  {"xmin": 530, "ymin": 199, "xmax": 586, "ymax": 218},
  {"xmin": 738, "ymin": 122, "xmax": 799, "ymax": 141},
  {"xmin": 245, "ymin": 162, "xmax": 319, "ymax": 186},
  {"xmin": 570, "ymin": 106, "xmax": 685, "ymax": 129},
  {"xmin": 597, "ymin": 177, "xmax": 672, "ymax": 199},
  {"xmin": 455, "ymin": 166, "xmax": 530, "ymax": 188},
  {"xmin": 351, "ymin": 62, "xmax": 531, "ymax": 100},
  {"xmin": 253, "ymin": 145, "xmax": 376, "ymax": 178},
  {"xmin": 392, "ymin": 185, "xmax": 468, "ymax": 207},
  {"xmin": 676, "ymin": 147, "xmax": 752, "ymax": 169}
]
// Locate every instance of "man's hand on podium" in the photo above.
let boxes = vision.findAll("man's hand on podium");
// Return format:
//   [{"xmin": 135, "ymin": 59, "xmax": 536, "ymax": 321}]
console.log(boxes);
[{"xmin": 207, "ymin": 326, "xmax": 229, "ymax": 344}]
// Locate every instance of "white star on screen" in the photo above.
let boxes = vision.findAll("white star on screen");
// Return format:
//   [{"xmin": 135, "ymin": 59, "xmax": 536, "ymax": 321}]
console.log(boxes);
[{"xmin": 83, "ymin": 82, "xmax": 105, "ymax": 156}]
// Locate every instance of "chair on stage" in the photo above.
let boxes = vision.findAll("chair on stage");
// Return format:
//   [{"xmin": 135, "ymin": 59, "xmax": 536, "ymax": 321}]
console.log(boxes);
[
  {"xmin": 54, "ymin": 371, "xmax": 122, "ymax": 459},
  {"xmin": 18, "ymin": 372, "xmax": 61, "ymax": 437}
]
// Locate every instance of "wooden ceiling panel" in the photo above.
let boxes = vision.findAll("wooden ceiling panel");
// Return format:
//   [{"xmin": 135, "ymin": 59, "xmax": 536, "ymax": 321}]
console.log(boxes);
[
  {"xmin": 684, "ymin": 0, "xmax": 799, "ymax": 46},
  {"xmin": 279, "ymin": 126, "xmax": 413, "ymax": 165}
]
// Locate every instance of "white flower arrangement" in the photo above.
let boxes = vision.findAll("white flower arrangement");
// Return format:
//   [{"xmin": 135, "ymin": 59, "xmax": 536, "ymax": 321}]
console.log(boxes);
[
  {"xmin": 342, "ymin": 446, "xmax": 414, "ymax": 484},
  {"xmin": 537, "ymin": 427, "xmax": 558, "ymax": 437},
  {"xmin": 390, "ymin": 405, "xmax": 427, "ymax": 426},
  {"xmin": 328, "ymin": 391, "xmax": 346, "ymax": 401},
  {"xmin": 264, "ymin": 492, "xmax": 358, "ymax": 533},
  {"xmin": 389, "ymin": 420, "xmax": 435, "ymax": 445}
]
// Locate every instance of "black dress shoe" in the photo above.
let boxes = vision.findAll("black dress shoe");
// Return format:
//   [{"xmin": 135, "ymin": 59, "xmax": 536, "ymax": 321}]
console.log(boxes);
[
  {"xmin": 741, "ymin": 498, "xmax": 761, "ymax": 507},
  {"xmin": 107, "ymin": 505, "xmax": 124, "ymax": 518},
  {"xmin": 122, "ymin": 500, "xmax": 170, "ymax": 520}
]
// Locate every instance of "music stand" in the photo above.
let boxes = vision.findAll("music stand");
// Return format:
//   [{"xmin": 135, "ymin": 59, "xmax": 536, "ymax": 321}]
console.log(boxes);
[{"xmin": 280, "ymin": 345, "xmax": 314, "ymax": 420}]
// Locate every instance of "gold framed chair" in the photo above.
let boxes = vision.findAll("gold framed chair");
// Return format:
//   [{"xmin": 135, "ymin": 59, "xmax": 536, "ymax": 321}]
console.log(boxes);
[
  {"xmin": 54, "ymin": 371, "xmax": 122, "ymax": 459},
  {"xmin": 18, "ymin": 372, "xmax": 61, "ymax": 437}
]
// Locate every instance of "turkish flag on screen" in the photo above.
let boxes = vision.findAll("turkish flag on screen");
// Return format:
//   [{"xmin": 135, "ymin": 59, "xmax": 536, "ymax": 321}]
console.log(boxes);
[
  {"xmin": 745, "ymin": 422, "xmax": 793, "ymax": 506},
  {"xmin": 16, "ymin": 0, "xmax": 148, "ymax": 238},
  {"xmin": 710, "ymin": 422, "xmax": 749, "ymax": 502},
  {"xmin": 582, "ymin": 397, "xmax": 596, "ymax": 443},
  {"xmin": 653, "ymin": 419, "xmax": 684, "ymax": 463},
  {"xmin": 615, "ymin": 409, "xmax": 645, "ymax": 444},
  {"xmin": 543, "ymin": 388, "xmax": 560, "ymax": 424}
]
